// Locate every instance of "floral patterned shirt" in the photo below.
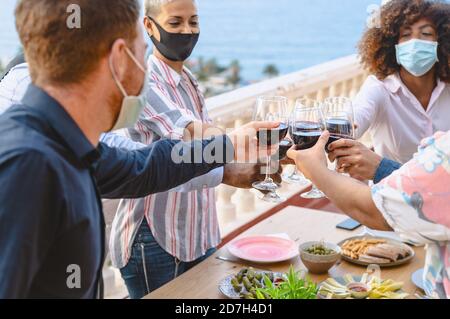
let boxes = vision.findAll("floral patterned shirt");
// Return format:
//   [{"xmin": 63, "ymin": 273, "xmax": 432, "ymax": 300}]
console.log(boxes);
[{"xmin": 372, "ymin": 131, "xmax": 450, "ymax": 299}]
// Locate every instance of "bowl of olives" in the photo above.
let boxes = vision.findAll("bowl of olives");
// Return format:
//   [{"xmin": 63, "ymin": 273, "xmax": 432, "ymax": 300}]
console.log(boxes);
[{"xmin": 299, "ymin": 241, "xmax": 341, "ymax": 274}]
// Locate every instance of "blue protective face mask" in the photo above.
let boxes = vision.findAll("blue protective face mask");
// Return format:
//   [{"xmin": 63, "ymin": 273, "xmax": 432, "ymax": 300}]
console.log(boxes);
[{"xmin": 396, "ymin": 39, "xmax": 439, "ymax": 77}]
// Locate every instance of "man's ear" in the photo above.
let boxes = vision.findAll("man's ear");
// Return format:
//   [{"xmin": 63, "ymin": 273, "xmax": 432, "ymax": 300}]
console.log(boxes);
[{"xmin": 109, "ymin": 38, "xmax": 129, "ymax": 82}]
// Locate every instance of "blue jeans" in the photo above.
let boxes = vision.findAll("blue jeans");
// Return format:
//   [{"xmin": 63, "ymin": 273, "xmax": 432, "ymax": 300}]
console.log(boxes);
[{"xmin": 120, "ymin": 219, "xmax": 216, "ymax": 299}]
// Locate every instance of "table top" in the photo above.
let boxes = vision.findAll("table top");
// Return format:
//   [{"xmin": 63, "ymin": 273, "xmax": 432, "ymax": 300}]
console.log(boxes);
[{"xmin": 145, "ymin": 206, "xmax": 425, "ymax": 299}]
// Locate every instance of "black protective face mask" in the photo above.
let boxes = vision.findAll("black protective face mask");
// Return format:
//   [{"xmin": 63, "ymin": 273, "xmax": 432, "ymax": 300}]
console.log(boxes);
[{"xmin": 148, "ymin": 17, "xmax": 199, "ymax": 62}]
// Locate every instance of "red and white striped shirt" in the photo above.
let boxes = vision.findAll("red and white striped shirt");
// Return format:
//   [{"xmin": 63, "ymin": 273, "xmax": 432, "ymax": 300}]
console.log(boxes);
[{"xmin": 109, "ymin": 55, "xmax": 221, "ymax": 267}]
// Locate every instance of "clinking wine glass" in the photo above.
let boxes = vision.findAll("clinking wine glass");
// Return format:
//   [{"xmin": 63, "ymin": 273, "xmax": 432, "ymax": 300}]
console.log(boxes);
[
  {"xmin": 282, "ymin": 100, "xmax": 314, "ymax": 186},
  {"xmin": 323, "ymin": 97, "xmax": 355, "ymax": 139},
  {"xmin": 291, "ymin": 103, "xmax": 327, "ymax": 199},
  {"xmin": 324, "ymin": 97, "xmax": 356, "ymax": 177},
  {"xmin": 252, "ymin": 96, "xmax": 288, "ymax": 203},
  {"xmin": 324, "ymin": 111, "xmax": 354, "ymax": 153}
]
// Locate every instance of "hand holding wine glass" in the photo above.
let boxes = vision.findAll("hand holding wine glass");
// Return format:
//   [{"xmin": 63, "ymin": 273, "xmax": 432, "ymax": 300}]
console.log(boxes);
[
  {"xmin": 287, "ymin": 130, "xmax": 331, "ymax": 181},
  {"xmin": 327, "ymin": 139, "xmax": 383, "ymax": 181},
  {"xmin": 282, "ymin": 98, "xmax": 316, "ymax": 186},
  {"xmin": 324, "ymin": 111, "xmax": 354, "ymax": 153},
  {"xmin": 323, "ymin": 97, "xmax": 355, "ymax": 137},
  {"xmin": 228, "ymin": 120, "xmax": 280, "ymax": 163},
  {"xmin": 251, "ymin": 96, "xmax": 289, "ymax": 203},
  {"xmin": 290, "ymin": 103, "xmax": 327, "ymax": 199}
]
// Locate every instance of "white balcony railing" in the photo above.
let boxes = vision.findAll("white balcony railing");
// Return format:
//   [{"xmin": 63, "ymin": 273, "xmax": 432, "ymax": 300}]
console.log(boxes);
[{"xmin": 103, "ymin": 54, "xmax": 369, "ymax": 298}]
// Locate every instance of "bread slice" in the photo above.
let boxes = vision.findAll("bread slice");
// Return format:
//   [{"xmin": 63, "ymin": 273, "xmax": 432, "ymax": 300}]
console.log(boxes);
[
  {"xmin": 365, "ymin": 244, "xmax": 403, "ymax": 261},
  {"xmin": 376, "ymin": 244, "xmax": 409, "ymax": 259},
  {"xmin": 358, "ymin": 254, "xmax": 391, "ymax": 264}
]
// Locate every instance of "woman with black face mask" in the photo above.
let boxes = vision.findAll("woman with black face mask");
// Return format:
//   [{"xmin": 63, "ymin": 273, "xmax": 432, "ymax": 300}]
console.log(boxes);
[
  {"xmin": 109, "ymin": 0, "xmax": 276, "ymax": 299},
  {"xmin": 109, "ymin": 0, "xmax": 208, "ymax": 299}
]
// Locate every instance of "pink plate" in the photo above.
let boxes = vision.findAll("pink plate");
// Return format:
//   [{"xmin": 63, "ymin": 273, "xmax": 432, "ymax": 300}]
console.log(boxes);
[{"xmin": 228, "ymin": 236, "xmax": 298, "ymax": 264}]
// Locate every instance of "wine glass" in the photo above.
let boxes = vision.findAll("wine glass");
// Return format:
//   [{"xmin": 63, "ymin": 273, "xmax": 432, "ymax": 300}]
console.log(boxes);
[
  {"xmin": 282, "ymin": 98, "xmax": 315, "ymax": 186},
  {"xmin": 323, "ymin": 97, "xmax": 356, "ymax": 177},
  {"xmin": 324, "ymin": 111, "xmax": 354, "ymax": 153},
  {"xmin": 252, "ymin": 96, "xmax": 289, "ymax": 203},
  {"xmin": 291, "ymin": 102, "xmax": 327, "ymax": 199},
  {"xmin": 323, "ymin": 97, "xmax": 355, "ymax": 139}
]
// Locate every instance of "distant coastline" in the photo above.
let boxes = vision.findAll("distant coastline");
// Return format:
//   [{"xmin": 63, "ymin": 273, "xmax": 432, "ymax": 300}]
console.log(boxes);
[{"xmin": 1, "ymin": 0, "xmax": 376, "ymax": 81}]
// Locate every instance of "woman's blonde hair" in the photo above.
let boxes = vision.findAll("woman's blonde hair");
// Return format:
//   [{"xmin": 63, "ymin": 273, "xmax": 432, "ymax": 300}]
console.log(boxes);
[{"xmin": 144, "ymin": 0, "xmax": 196, "ymax": 17}]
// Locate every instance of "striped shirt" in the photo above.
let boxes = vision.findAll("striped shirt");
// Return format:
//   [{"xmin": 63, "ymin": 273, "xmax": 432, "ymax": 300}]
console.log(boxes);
[{"xmin": 109, "ymin": 55, "xmax": 221, "ymax": 268}]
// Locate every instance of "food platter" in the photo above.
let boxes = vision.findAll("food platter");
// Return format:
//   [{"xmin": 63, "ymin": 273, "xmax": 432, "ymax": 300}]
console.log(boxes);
[
  {"xmin": 338, "ymin": 236, "xmax": 415, "ymax": 267},
  {"xmin": 317, "ymin": 274, "xmax": 408, "ymax": 299},
  {"xmin": 218, "ymin": 268, "xmax": 284, "ymax": 299}
]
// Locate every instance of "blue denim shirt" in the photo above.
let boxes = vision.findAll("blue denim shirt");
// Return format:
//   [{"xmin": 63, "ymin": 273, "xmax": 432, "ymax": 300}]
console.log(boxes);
[
  {"xmin": 373, "ymin": 158, "xmax": 402, "ymax": 184},
  {"xmin": 0, "ymin": 85, "xmax": 232, "ymax": 298}
]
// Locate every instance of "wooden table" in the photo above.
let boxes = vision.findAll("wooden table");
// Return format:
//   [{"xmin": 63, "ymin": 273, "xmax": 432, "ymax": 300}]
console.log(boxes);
[{"xmin": 145, "ymin": 206, "xmax": 425, "ymax": 299}]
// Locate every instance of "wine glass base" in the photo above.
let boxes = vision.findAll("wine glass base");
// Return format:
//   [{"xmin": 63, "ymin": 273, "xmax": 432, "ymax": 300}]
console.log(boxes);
[
  {"xmin": 252, "ymin": 181, "xmax": 279, "ymax": 192},
  {"xmin": 257, "ymin": 191, "xmax": 286, "ymax": 203},
  {"xmin": 300, "ymin": 188, "xmax": 326, "ymax": 199},
  {"xmin": 282, "ymin": 173, "xmax": 311, "ymax": 186}
]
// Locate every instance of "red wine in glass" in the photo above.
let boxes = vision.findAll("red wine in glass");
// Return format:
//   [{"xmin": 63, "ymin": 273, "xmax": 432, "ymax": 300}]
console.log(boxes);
[
  {"xmin": 325, "ymin": 118, "xmax": 353, "ymax": 152},
  {"xmin": 257, "ymin": 123, "xmax": 289, "ymax": 146},
  {"xmin": 252, "ymin": 96, "xmax": 288, "ymax": 203},
  {"xmin": 292, "ymin": 131, "xmax": 322, "ymax": 150},
  {"xmin": 291, "ymin": 103, "xmax": 326, "ymax": 200},
  {"xmin": 276, "ymin": 139, "xmax": 293, "ymax": 160},
  {"xmin": 291, "ymin": 121, "xmax": 323, "ymax": 150}
]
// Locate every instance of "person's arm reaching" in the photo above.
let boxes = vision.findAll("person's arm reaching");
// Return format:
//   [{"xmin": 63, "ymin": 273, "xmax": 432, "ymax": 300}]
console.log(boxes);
[
  {"xmin": 96, "ymin": 120, "xmax": 279, "ymax": 197},
  {"xmin": 101, "ymin": 131, "xmax": 225, "ymax": 192},
  {"xmin": 95, "ymin": 136, "xmax": 234, "ymax": 199},
  {"xmin": 0, "ymin": 151, "xmax": 62, "ymax": 298},
  {"xmin": 288, "ymin": 131, "xmax": 392, "ymax": 231}
]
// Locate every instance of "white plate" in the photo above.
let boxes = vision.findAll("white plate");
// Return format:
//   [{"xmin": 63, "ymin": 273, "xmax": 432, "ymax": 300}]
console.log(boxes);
[{"xmin": 338, "ymin": 236, "xmax": 415, "ymax": 267}]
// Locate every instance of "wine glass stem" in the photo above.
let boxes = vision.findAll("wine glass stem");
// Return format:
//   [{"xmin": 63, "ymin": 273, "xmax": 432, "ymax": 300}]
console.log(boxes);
[{"xmin": 265, "ymin": 156, "xmax": 273, "ymax": 183}]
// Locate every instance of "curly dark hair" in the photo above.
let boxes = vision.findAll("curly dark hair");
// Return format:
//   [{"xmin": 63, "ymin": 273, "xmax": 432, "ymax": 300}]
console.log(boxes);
[{"xmin": 358, "ymin": 0, "xmax": 450, "ymax": 83}]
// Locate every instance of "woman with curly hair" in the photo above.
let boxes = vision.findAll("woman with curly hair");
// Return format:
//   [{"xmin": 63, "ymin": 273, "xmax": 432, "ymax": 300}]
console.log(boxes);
[{"xmin": 327, "ymin": 0, "xmax": 450, "ymax": 183}]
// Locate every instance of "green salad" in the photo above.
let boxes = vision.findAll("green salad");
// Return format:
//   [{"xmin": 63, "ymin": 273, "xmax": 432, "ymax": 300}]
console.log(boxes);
[{"xmin": 255, "ymin": 266, "xmax": 317, "ymax": 299}]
